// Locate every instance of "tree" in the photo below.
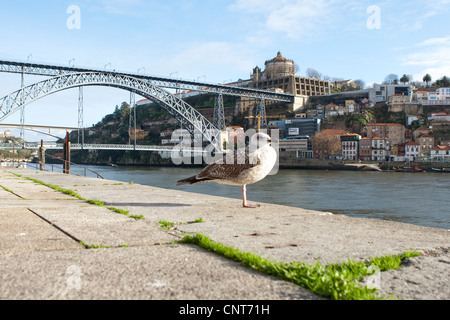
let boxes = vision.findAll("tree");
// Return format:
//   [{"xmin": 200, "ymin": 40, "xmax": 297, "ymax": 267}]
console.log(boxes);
[
  {"xmin": 312, "ymin": 131, "xmax": 341, "ymax": 159},
  {"xmin": 423, "ymin": 74, "xmax": 432, "ymax": 87},
  {"xmin": 400, "ymin": 74, "xmax": 410, "ymax": 84},
  {"xmin": 384, "ymin": 74, "xmax": 399, "ymax": 84},
  {"xmin": 354, "ymin": 79, "xmax": 366, "ymax": 90},
  {"xmin": 433, "ymin": 76, "xmax": 450, "ymax": 88},
  {"xmin": 306, "ymin": 68, "xmax": 322, "ymax": 79}
]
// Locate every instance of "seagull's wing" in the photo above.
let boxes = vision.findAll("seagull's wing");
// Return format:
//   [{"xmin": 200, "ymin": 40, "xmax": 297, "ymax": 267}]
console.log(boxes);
[
  {"xmin": 197, "ymin": 148, "xmax": 260, "ymax": 181},
  {"xmin": 177, "ymin": 147, "xmax": 261, "ymax": 185}
]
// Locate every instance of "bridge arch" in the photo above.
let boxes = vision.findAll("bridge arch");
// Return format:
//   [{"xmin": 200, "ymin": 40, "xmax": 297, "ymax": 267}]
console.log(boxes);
[{"xmin": 0, "ymin": 72, "xmax": 222, "ymax": 150}]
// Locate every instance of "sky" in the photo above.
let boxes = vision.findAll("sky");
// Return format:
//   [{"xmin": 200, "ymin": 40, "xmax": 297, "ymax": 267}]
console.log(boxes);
[{"xmin": 0, "ymin": 0, "xmax": 449, "ymax": 141}]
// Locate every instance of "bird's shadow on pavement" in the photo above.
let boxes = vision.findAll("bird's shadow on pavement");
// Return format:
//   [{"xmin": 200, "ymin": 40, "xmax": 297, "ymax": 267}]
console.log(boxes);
[{"xmin": 104, "ymin": 202, "xmax": 192, "ymax": 208}]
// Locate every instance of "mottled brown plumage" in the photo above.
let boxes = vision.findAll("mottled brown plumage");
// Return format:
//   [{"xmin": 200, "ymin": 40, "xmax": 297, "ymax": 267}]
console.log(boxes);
[{"xmin": 177, "ymin": 133, "xmax": 277, "ymax": 208}]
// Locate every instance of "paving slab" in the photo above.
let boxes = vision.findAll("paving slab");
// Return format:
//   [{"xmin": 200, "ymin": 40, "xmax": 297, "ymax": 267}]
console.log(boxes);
[
  {"xmin": 0, "ymin": 245, "xmax": 320, "ymax": 300},
  {"xmin": 29, "ymin": 206, "xmax": 177, "ymax": 248},
  {"xmin": 0, "ymin": 208, "xmax": 83, "ymax": 254},
  {"xmin": 0, "ymin": 168, "xmax": 449, "ymax": 300}
]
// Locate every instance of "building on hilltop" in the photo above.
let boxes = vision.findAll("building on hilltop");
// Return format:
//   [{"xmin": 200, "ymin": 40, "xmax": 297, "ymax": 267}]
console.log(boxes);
[
  {"xmin": 387, "ymin": 94, "xmax": 410, "ymax": 113},
  {"xmin": 418, "ymin": 87, "xmax": 450, "ymax": 106},
  {"xmin": 247, "ymin": 52, "xmax": 331, "ymax": 112},
  {"xmin": 369, "ymin": 84, "xmax": 410, "ymax": 103},
  {"xmin": 330, "ymin": 80, "xmax": 360, "ymax": 92}
]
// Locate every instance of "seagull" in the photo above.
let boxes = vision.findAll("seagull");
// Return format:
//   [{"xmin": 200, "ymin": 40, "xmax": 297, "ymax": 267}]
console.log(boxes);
[{"xmin": 177, "ymin": 132, "xmax": 277, "ymax": 208}]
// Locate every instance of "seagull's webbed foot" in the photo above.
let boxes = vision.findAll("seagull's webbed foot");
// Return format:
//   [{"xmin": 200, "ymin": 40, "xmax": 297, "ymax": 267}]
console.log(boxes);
[
  {"xmin": 243, "ymin": 202, "xmax": 261, "ymax": 209},
  {"xmin": 242, "ymin": 185, "xmax": 260, "ymax": 209}
]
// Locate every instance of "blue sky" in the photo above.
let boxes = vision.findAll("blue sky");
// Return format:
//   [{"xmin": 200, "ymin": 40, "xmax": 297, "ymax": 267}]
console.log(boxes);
[{"xmin": 0, "ymin": 0, "xmax": 449, "ymax": 141}]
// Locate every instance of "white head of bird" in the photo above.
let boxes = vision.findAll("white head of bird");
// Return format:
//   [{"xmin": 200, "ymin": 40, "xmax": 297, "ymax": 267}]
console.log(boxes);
[{"xmin": 249, "ymin": 132, "xmax": 272, "ymax": 150}]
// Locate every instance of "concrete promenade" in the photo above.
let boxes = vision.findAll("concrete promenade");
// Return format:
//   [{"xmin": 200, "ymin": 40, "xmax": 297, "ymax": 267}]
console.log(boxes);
[{"xmin": 0, "ymin": 167, "xmax": 448, "ymax": 300}]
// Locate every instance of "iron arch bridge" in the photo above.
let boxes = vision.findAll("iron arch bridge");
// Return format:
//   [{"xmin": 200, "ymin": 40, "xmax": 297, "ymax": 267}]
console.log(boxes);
[
  {"xmin": 0, "ymin": 72, "xmax": 223, "ymax": 150},
  {"xmin": 0, "ymin": 142, "xmax": 205, "ymax": 153}
]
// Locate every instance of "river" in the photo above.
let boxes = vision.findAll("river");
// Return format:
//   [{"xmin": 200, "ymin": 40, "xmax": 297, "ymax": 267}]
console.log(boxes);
[{"xmin": 54, "ymin": 164, "xmax": 449, "ymax": 231}]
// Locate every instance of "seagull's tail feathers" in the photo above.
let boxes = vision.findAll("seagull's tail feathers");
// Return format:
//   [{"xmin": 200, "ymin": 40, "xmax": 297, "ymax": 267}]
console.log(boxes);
[{"xmin": 176, "ymin": 175, "xmax": 213, "ymax": 186}]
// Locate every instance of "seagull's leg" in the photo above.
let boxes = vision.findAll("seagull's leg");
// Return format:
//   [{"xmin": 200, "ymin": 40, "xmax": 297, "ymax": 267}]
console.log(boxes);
[{"xmin": 242, "ymin": 185, "xmax": 260, "ymax": 208}]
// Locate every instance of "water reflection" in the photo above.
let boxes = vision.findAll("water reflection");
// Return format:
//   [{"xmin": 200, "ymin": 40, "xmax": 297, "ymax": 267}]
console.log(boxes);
[{"xmin": 40, "ymin": 164, "xmax": 449, "ymax": 230}]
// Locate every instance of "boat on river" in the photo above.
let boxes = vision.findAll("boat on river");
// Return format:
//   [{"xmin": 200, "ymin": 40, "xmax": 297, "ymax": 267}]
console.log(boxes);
[
  {"xmin": 394, "ymin": 163, "xmax": 425, "ymax": 173},
  {"xmin": 431, "ymin": 167, "xmax": 450, "ymax": 173}
]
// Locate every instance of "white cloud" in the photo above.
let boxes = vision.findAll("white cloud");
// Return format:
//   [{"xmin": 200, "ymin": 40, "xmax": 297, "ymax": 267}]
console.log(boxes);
[
  {"xmin": 417, "ymin": 36, "xmax": 450, "ymax": 47},
  {"xmin": 161, "ymin": 41, "xmax": 256, "ymax": 82},
  {"xmin": 403, "ymin": 35, "xmax": 450, "ymax": 81},
  {"xmin": 230, "ymin": 0, "xmax": 337, "ymax": 39}
]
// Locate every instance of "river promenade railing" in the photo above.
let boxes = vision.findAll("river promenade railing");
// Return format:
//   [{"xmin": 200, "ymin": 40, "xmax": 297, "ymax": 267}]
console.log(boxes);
[{"xmin": 2, "ymin": 155, "xmax": 104, "ymax": 179}]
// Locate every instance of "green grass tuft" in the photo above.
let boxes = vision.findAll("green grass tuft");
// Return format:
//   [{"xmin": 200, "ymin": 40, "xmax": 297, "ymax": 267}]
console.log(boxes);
[
  {"xmin": 179, "ymin": 233, "xmax": 420, "ymax": 300},
  {"xmin": 10, "ymin": 173, "xmax": 142, "ymax": 220},
  {"xmin": 80, "ymin": 241, "xmax": 109, "ymax": 249},
  {"xmin": 158, "ymin": 220, "xmax": 176, "ymax": 230}
]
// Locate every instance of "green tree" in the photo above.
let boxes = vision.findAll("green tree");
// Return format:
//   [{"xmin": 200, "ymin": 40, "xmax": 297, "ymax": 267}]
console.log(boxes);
[
  {"xmin": 433, "ymin": 76, "xmax": 450, "ymax": 88},
  {"xmin": 400, "ymin": 74, "xmax": 410, "ymax": 84},
  {"xmin": 423, "ymin": 74, "xmax": 432, "ymax": 87}
]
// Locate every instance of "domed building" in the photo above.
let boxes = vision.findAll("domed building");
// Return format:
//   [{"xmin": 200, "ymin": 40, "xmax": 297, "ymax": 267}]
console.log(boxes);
[
  {"xmin": 264, "ymin": 51, "xmax": 295, "ymax": 79},
  {"xmin": 248, "ymin": 52, "xmax": 332, "ymax": 112}
]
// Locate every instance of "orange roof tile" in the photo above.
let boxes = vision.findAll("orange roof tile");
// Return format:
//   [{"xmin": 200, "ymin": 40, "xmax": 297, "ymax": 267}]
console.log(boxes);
[
  {"xmin": 368, "ymin": 123, "xmax": 404, "ymax": 126},
  {"xmin": 322, "ymin": 129, "xmax": 348, "ymax": 135}
]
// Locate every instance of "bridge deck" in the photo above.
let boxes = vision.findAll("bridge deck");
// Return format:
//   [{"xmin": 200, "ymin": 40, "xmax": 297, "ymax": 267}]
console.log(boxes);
[
  {"xmin": 0, "ymin": 142, "xmax": 206, "ymax": 153},
  {"xmin": 0, "ymin": 59, "xmax": 294, "ymax": 102}
]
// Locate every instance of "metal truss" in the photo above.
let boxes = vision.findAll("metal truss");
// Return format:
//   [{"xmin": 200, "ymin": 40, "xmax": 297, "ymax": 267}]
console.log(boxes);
[
  {"xmin": 213, "ymin": 93, "xmax": 226, "ymax": 131},
  {"xmin": 0, "ymin": 72, "xmax": 223, "ymax": 150},
  {"xmin": 0, "ymin": 142, "xmax": 205, "ymax": 153},
  {"xmin": 255, "ymin": 99, "xmax": 268, "ymax": 127},
  {"xmin": 0, "ymin": 60, "xmax": 294, "ymax": 103}
]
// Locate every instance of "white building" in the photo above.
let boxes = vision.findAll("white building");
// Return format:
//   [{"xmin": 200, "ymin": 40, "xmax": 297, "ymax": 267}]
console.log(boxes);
[
  {"xmin": 428, "ymin": 112, "xmax": 450, "ymax": 122},
  {"xmin": 405, "ymin": 141, "xmax": 421, "ymax": 161},
  {"xmin": 0, "ymin": 130, "xmax": 12, "ymax": 138},
  {"xmin": 420, "ymin": 87, "xmax": 450, "ymax": 106},
  {"xmin": 431, "ymin": 146, "xmax": 450, "ymax": 160},
  {"xmin": 371, "ymin": 137, "xmax": 390, "ymax": 161},
  {"xmin": 369, "ymin": 84, "xmax": 410, "ymax": 103}
]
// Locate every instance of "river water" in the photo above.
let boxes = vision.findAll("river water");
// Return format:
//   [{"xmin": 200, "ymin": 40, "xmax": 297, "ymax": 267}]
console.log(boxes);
[{"xmin": 56, "ymin": 164, "xmax": 449, "ymax": 231}]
